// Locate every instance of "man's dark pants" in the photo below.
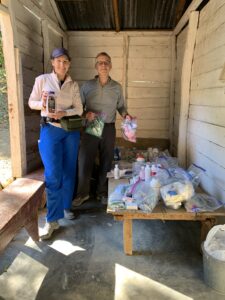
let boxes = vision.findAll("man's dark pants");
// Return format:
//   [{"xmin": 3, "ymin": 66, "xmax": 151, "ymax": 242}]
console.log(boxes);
[{"xmin": 77, "ymin": 123, "xmax": 116, "ymax": 198}]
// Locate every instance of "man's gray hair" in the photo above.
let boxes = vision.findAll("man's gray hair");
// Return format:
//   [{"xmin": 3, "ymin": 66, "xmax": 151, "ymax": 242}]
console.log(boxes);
[{"xmin": 95, "ymin": 52, "xmax": 111, "ymax": 64}]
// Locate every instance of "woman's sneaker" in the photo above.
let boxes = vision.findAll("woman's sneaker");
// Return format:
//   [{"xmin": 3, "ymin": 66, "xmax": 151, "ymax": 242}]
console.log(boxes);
[
  {"xmin": 72, "ymin": 195, "xmax": 89, "ymax": 207},
  {"xmin": 39, "ymin": 221, "xmax": 60, "ymax": 240}
]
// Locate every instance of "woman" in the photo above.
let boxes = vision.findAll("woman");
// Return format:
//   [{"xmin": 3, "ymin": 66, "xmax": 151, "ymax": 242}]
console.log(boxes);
[{"xmin": 29, "ymin": 48, "xmax": 83, "ymax": 240}]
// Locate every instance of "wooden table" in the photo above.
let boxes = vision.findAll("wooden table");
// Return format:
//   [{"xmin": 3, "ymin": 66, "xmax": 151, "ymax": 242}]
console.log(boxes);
[{"xmin": 107, "ymin": 178, "xmax": 225, "ymax": 255}]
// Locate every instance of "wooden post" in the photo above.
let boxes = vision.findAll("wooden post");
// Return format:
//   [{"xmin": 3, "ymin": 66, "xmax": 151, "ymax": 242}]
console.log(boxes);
[
  {"xmin": 123, "ymin": 219, "xmax": 133, "ymax": 255},
  {"xmin": 169, "ymin": 34, "xmax": 176, "ymax": 154},
  {"xmin": 177, "ymin": 11, "xmax": 199, "ymax": 167},
  {"xmin": 112, "ymin": 0, "xmax": 120, "ymax": 32},
  {"xmin": 0, "ymin": 5, "xmax": 27, "ymax": 177},
  {"xmin": 122, "ymin": 33, "xmax": 129, "ymax": 106}
]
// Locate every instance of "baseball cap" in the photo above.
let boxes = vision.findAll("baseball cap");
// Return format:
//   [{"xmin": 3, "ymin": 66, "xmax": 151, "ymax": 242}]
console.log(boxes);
[{"xmin": 51, "ymin": 48, "xmax": 71, "ymax": 60}]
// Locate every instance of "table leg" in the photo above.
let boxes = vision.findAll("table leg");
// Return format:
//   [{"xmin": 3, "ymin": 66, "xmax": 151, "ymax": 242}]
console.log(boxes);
[
  {"xmin": 24, "ymin": 212, "xmax": 39, "ymax": 241},
  {"xmin": 123, "ymin": 219, "xmax": 132, "ymax": 255},
  {"xmin": 200, "ymin": 218, "xmax": 216, "ymax": 243}
]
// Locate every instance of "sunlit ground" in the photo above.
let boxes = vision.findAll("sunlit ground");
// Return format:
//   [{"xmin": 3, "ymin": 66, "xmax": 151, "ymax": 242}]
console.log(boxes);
[
  {"xmin": 0, "ymin": 252, "xmax": 48, "ymax": 299},
  {"xmin": 115, "ymin": 264, "xmax": 193, "ymax": 300}
]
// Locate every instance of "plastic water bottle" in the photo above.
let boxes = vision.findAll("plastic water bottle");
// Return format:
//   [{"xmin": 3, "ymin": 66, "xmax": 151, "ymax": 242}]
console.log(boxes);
[
  {"xmin": 139, "ymin": 166, "xmax": 145, "ymax": 181},
  {"xmin": 114, "ymin": 164, "xmax": 120, "ymax": 179},
  {"xmin": 47, "ymin": 91, "xmax": 56, "ymax": 113},
  {"xmin": 150, "ymin": 178, "xmax": 161, "ymax": 200},
  {"xmin": 150, "ymin": 164, "xmax": 157, "ymax": 176},
  {"xmin": 145, "ymin": 164, "xmax": 151, "ymax": 182}
]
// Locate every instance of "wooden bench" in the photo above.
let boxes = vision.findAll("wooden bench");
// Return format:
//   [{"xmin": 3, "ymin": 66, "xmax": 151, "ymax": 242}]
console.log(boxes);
[
  {"xmin": 107, "ymin": 178, "xmax": 225, "ymax": 255},
  {"xmin": 0, "ymin": 169, "xmax": 45, "ymax": 252}
]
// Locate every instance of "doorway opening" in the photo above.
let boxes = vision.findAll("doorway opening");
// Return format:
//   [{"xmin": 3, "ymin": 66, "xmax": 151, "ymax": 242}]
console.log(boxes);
[{"xmin": 0, "ymin": 31, "xmax": 12, "ymax": 188}]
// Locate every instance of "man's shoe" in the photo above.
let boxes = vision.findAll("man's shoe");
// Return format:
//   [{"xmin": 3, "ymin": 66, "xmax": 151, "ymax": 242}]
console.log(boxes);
[
  {"xmin": 64, "ymin": 209, "xmax": 76, "ymax": 220},
  {"xmin": 97, "ymin": 195, "xmax": 108, "ymax": 205},
  {"xmin": 39, "ymin": 221, "xmax": 60, "ymax": 240},
  {"xmin": 72, "ymin": 195, "xmax": 89, "ymax": 207}
]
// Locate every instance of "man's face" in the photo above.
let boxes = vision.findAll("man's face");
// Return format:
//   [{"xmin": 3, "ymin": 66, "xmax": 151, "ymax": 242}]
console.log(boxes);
[{"xmin": 95, "ymin": 55, "xmax": 112, "ymax": 77}]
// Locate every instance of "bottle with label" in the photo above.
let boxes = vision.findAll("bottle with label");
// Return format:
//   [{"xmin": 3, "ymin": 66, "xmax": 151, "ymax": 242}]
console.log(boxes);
[
  {"xmin": 144, "ymin": 164, "xmax": 151, "ymax": 182},
  {"xmin": 47, "ymin": 91, "xmax": 56, "ymax": 113},
  {"xmin": 139, "ymin": 165, "xmax": 145, "ymax": 181},
  {"xmin": 150, "ymin": 164, "xmax": 157, "ymax": 177},
  {"xmin": 150, "ymin": 178, "xmax": 161, "ymax": 200},
  {"xmin": 114, "ymin": 164, "xmax": 120, "ymax": 179}
]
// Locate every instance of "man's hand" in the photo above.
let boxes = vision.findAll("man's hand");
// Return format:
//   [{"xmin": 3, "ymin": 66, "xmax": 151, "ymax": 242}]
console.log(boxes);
[
  {"xmin": 124, "ymin": 113, "xmax": 132, "ymax": 120},
  {"xmin": 86, "ymin": 111, "xmax": 96, "ymax": 122}
]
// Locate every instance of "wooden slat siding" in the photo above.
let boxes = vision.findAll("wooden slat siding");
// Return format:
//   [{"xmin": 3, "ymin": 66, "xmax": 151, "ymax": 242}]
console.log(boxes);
[
  {"xmin": 196, "ymin": 2, "xmax": 225, "ymax": 46},
  {"xmin": 127, "ymin": 87, "xmax": 170, "ymax": 98},
  {"xmin": 191, "ymin": 69, "xmax": 224, "ymax": 90},
  {"xmin": 48, "ymin": 27, "xmax": 63, "ymax": 50},
  {"xmin": 190, "ymin": 87, "xmax": 225, "ymax": 106},
  {"xmin": 189, "ymin": 106, "xmax": 225, "ymax": 127},
  {"xmin": 71, "ymin": 46, "xmax": 123, "ymax": 58},
  {"xmin": 188, "ymin": 119, "xmax": 225, "ymax": 149},
  {"xmin": 187, "ymin": 132, "xmax": 225, "ymax": 170},
  {"xmin": 69, "ymin": 36, "xmax": 123, "ymax": 46},
  {"xmin": 127, "ymin": 34, "xmax": 171, "ymax": 139},
  {"xmin": 16, "ymin": 19, "xmax": 43, "ymax": 47},
  {"xmin": 128, "ymin": 98, "xmax": 169, "ymax": 108},
  {"xmin": 20, "ymin": 53, "xmax": 43, "ymax": 73},
  {"xmin": 187, "ymin": 142, "xmax": 225, "ymax": 203},
  {"xmin": 195, "ymin": 23, "xmax": 225, "ymax": 60},
  {"xmin": 199, "ymin": 0, "xmax": 225, "ymax": 24},
  {"xmin": 177, "ymin": 11, "xmax": 199, "ymax": 168},
  {"xmin": 192, "ymin": 45, "xmax": 225, "ymax": 77},
  {"xmin": 13, "ymin": 0, "xmax": 42, "ymax": 36},
  {"xmin": 71, "ymin": 68, "xmax": 123, "ymax": 82}
]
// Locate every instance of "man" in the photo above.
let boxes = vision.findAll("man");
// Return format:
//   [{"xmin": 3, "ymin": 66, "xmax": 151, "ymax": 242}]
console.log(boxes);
[{"xmin": 73, "ymin": 52, "xmax": 131, "ymax": 206}]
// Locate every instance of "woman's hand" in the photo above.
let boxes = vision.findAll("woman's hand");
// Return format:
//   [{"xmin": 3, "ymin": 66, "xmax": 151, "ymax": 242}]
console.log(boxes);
[
  {"xmin": 41, "ymin": 91, "xmax": 48, "ymax": 110},
  {"xmin": 47, "ymin": 111, "xmax": 66, "ymax": 119},
  {"xmin": 86, "ymin": 111, "xmax": 96, "ymax": 122}
]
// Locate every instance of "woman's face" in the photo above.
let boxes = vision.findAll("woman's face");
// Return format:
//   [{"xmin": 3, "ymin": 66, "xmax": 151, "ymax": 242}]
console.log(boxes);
[{"xmin": 51, "ymin": 55, "xmax": 71, "ymax": 79}]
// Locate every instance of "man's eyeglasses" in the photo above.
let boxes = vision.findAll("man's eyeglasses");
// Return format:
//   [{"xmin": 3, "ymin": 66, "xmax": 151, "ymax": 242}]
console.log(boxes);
[{"xmin": 96, "ymin": 61, "xmax": 111, "ymax": 66}]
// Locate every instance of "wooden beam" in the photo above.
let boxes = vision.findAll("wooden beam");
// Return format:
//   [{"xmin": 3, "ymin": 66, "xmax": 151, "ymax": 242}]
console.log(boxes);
[
  {"xmin": 42, "ymin": 20, "xmax": 51, "ymax": 73},
  {"xmin": 112, "ymin": 0, "xmax": 120, "ymax": 32},
  {"xmin": 0, "ymin": 3, "xmax": 9, "ymax": 15},
  {"xmin": 169, "ymin": 34, "xmax": 176, "ymax": 155},
  {"xmin": 174, "ymin": 0, "xmax": 186, "ymax": 26},
  {"xmin": 49, "ymin": 0, "xmax": 67, "ymax": 31},
  {"xmin": 122, "ymin": 33, "xmax": 129, "ymax": 106},
  {"xmin": 177, "ymin": 11, "xmax": 199, "ymax": 168},
  {"xmin": 174, "ymin": 0, "xmax": 204, "ymax": 36},
  {"xmin": 0, "ymin": 13, "xmax": 27, "ymax": 177}
]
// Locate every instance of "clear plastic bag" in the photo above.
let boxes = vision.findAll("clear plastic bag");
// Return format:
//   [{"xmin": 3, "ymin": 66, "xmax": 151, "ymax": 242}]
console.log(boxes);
[
  {"xmin": 184, "ymin": 193, "xmax": 223, "ymax": 212},
  {"xmin": 132, "ymin": 181, "xmax": 159, "ymax": 212},
  {"xmin": 121, "ymin": 117, "xmax": 137, "ymax": 143},
  {"xmin": 204, "ymin": 225, "xmax": 225, "ymax": 261},
  {"xmin": 187, "ymin": 163, "xmax": 206, "ymax": 188}
]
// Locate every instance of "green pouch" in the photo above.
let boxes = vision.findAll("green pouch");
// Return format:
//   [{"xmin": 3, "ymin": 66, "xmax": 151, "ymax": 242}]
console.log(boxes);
[
  {"xmin": 85, "ymin": 116, "xmax": 104, "ymax": 138},
  {"xmin": 60, "ymin": 115, "xmax": 83, "ymax": 131}
]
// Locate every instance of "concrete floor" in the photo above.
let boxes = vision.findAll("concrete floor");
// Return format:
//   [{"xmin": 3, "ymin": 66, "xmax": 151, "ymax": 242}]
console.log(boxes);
[{"xmin": 0, "ymin": 200, "xmax": 225, "ymax": 300}]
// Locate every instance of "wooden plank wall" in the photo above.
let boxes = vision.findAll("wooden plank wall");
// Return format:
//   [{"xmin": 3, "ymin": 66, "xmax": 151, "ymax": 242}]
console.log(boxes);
[
  {"xmin": 68, "ymin": 31, "xmax": 172, "ymax": 140},
  {"xmin": 7, "ymin": 0, "xmax": 65, "ymax": 172},
  {"xmin": 187, "ymin": 0, "xmax": 225, "ymax": 203},
  {"xmin": 173, "ymin": 26, "xmax": 188, "ymax": 156}
]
